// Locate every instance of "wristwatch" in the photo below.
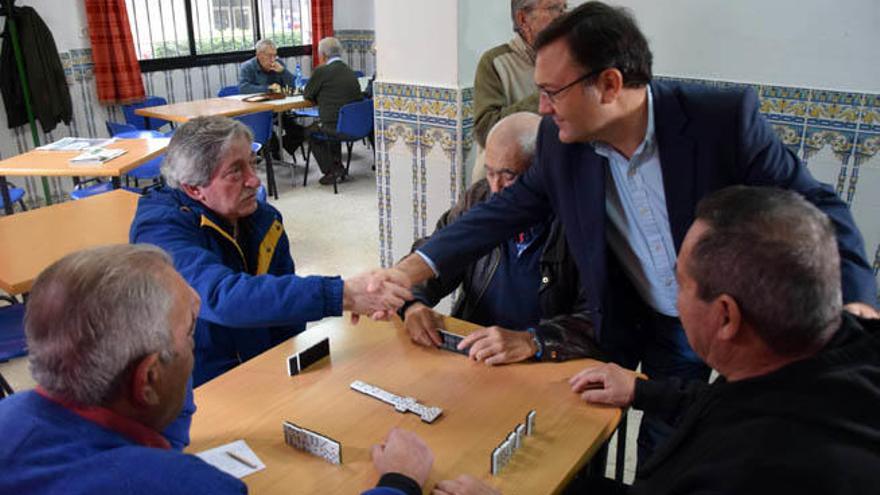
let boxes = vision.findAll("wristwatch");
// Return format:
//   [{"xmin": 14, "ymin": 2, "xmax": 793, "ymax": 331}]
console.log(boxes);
[{"xmin": 527, "ymin": 328, "xmax": 544, "ymax": 360}]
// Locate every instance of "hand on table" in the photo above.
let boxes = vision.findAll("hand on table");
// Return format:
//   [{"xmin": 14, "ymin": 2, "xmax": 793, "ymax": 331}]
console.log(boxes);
[
  {"xmin": 433, "ymin": 475, "xmax": 501, "ymax": 495},
  {"xmin": 267, "ymin": 83, "xmax": 281, "ymax": 93},
  {"xmin": 344, "ymin": 268, "xmax": 413, "ymax": 324},
  {"xmin": 371, "ymin": 428, "xmax": 434, "ymax": 488},
  {"xmin": 458, "ymin": 326, "xmax": 537, "ymax": 365},
  {"xmin": 844, "ymin": 302, "xmax": 880, "ymax": 319},
  {"xmin": 403, "ymin": 303, "xmax": 443, "ymax": 347},
  {"xmin": 569, "ymin": 362, "xmax": 636, "ymax": 407}
]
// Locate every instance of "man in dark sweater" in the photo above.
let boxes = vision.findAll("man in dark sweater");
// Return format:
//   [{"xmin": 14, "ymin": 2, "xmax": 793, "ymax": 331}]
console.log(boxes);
[
  {"xmin": 304, "ymin": 36, "xmax": 363, "ymax": 185},
  {"xmin": 403, "ymin": 112, "xmax": 599, "ymax": 364},
  {"xmin": 432, "ymin": 186, "xmax": 880, "ymax": 494},
  {"xmin": 0, "ymin": 245, "xmax": 434, "ymax": 495}
]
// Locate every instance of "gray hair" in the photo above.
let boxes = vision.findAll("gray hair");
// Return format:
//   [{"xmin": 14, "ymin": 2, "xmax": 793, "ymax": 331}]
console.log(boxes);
[
  {"xmin": 26, "ymin": 245, "xmax": 177, "ymax": 405},
  {"xmin": 511, "ymin": 0, "xmax": 539, "ymax": 31},
  {"xmin": 161, "ymin": 116, "xmax": 253, "ymax": 188},
  {"xmin": 318, "ymin": 37, "xmax": 342, "ymax": 59},
  {"xmin": 255, "ymin": 38, "xmax": 276, "ymax": 54},
  {"xmin": 689, "ymin": 186, "xmax": 843, "ymax": 356},
  {"xmin": 486, "ymin": 112, "xmax": 541, "ymax": 168}
]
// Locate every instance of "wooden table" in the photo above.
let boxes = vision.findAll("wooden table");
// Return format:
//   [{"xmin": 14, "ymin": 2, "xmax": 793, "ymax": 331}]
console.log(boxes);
[
  {"xmin": 134, "ymin": 97, "xmax": 277, "ymax": 124},
  {"xmin": 0, "ymin": 138, "xmax": 168, "ymax": 215},
  {"xmin": 0, "ymin": 189, "xmax": 140, "ymax": 295},
  {"xmin": 221, "ymin": 93, "xmax": 316, "ymax": 113},
  {"xmin": 188, "ymin": 316, "xmax": 621, "ymax": 494}
]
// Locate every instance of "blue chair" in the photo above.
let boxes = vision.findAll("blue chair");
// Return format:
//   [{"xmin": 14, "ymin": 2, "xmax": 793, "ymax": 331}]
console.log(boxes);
[
  {"xmin": 106, "ymin": 121, "xmax": 137, "ymax": 135},
  {"xmin": 70, "ymin": 183, "xmax": 141, "ymax": 200},
  {"xmin": 0, "ymin": 184, "xmax": 27, "ymax": 214},
  {"xmin": 235, "ymin": 111, "xmax": 278, "ymax": 199},
  {"xmin": 353, "ymin": 70, "xmax": 365, "ymax": 78},
  {"xmin": 218, "ymin": 86, "xmax": 241, "ymax": 97},
  {"xmin": 305, "ymin": 99, "xmax": 374, "ymax": 194},
  {"xmin": 0, "ymin": 296, "xmax": 26, "ymax": 398},
  {"xmin": 122, "ymin": 96, "xmax": 172, "ymax": 131},
  {"xmin": 256, "ymin": 184, "xmax": 267, "ymax": 203}
]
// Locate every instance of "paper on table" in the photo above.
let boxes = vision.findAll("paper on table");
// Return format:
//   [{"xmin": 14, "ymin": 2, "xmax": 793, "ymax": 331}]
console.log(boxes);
[{"xmin": 195, "ymin": 439, "xmax": 266, "ymax": 479}]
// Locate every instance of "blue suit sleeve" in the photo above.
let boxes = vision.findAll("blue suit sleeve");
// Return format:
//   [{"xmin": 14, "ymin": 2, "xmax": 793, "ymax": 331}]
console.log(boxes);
[
  {"xmin": 419, "ymin": 134, "xmax": 553, "ymax": 277},
  {"xmin": 736, "ymin": 88, "xmax": 877, "ymax": 305}
]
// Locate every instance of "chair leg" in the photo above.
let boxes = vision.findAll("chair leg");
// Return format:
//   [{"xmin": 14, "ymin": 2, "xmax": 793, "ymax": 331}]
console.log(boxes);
[
  {"xmin": 17, "ymin": 199, "xmax": 27, "ymax": 211},
  {"xmin": 264, "ymin": 149, "xmax": 278, "ymax": 200},
  {"xmin": 333, "ymin": 172, "xmax": 338, "ymax": 194},
  {"xmin": 303, "ymin": 141, "xmax": 313, "ymax": 187},
  {"xmin": 345, "ymin": 141, "xmax": 354, "ymax": 176}
]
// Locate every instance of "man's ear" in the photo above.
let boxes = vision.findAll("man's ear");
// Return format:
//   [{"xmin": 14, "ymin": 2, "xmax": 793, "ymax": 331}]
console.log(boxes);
[
  {"xmin": 715, "ymin": 294, "xmax": 742, "ymax": 342},
  {"xmin": 597, "ymin": 68, "xmax": 624, "ymax": 104},
  {"xmin": 180, "ymin": 183, "xmax": 203, "ymax": 202},
  {"xmin": 130, "ymin": 353, "xmax": 163, "ymax": 408}
]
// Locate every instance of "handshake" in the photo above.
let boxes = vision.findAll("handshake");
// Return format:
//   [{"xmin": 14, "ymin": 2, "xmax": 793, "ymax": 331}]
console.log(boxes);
[{"xmin": 342, "ymin": 255, "xmax": 435, "ymax": 323}]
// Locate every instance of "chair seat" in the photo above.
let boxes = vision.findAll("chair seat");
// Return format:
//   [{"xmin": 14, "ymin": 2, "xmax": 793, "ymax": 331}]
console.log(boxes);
[
  {"xmin": 0, "ymin": 304, "xmax": 26, "ymax": 362},
  {"xmin": 0, "ymin": 187, "xmax": 25, "ymax": 209}
]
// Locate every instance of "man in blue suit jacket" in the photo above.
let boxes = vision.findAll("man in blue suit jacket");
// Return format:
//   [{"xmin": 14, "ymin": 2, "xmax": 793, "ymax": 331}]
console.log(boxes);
[{"xmin": 385, "ymin": 1, "xmax": 878, "ymax": 466}]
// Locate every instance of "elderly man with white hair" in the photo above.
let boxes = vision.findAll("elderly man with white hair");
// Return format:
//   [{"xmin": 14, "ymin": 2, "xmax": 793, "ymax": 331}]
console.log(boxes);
[
  {"xmin": 0, "ymin": 245, "xmax": 435, "ymax": 495},
  {"xmin": 303, "ymin": 36, "xmax": 363, "ymax": 186}
]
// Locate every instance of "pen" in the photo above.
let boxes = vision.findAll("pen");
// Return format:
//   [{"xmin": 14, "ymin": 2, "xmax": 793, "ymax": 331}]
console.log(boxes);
[{"xmin": 226, "ymin": 450, "xmax": 257, "ymax": 469}]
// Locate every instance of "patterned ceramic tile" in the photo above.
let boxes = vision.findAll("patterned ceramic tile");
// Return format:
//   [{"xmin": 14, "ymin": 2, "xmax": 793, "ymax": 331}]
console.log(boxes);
[{"xmin": 807, "ymin": 90, "xmax": 863, "ymax": 126}]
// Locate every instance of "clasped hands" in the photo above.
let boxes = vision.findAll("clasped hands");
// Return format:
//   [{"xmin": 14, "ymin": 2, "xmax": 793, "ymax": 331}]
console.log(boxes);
[{"xmin": 343, "ymin": 267, "xmax": 414, "ymax": 324}]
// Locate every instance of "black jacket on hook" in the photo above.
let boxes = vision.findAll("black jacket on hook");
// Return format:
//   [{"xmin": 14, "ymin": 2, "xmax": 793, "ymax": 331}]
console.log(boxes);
[{"xmin": 1, "ymin": 5, "xmax": 73, "ymax": 133}]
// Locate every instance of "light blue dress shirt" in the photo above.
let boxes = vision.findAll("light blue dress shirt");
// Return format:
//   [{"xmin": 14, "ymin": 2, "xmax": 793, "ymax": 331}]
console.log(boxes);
[{"xmin": 594, "ymin": 86, "xmax": 679, "ymax": 316}]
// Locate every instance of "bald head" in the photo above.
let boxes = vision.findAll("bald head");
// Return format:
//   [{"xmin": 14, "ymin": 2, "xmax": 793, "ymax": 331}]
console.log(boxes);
[{"xmin": 484, "ymin": 112, "xmax": 542, "ymax": 193}]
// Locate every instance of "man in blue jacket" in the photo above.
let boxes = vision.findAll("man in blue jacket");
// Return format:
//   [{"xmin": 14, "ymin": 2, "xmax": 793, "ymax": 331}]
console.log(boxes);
[
  {"xmin": 0, "ymin": 245, "xmax": 432, "ymax": 495},
  {"xmin": 130, "ymin": 115, "xmax": 410, "ymax": 448},
  {"xmin": 382, "ymin": 1, "xmax": 878, "ymax": 466}
]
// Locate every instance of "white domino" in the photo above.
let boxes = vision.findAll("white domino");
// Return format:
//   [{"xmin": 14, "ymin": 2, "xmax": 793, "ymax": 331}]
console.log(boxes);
[{"xmin": 350, "ymin": 380, "xmax": 443, "ymax": 423}]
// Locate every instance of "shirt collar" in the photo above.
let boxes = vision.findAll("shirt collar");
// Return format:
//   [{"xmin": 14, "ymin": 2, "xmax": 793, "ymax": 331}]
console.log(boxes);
[
  {"xmin": 36, "ymin": 386, "xmax": 171, "ymax": 450},
  {"xmin": 326, "ymin": 57, "xmax": 342, "ymax": 65},
  {"xmin": 592, "ymin": 84, "xmax": 656, "ymax": 160}
]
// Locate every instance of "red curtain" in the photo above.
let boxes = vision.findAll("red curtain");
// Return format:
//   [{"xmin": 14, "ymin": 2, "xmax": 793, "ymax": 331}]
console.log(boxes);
[
  {"xmin": 85, "ymin": 0, "xmax": 145, "ymax": 104},
  {"xmin": 310, "ymin": 0, "xmax": 334, "ymax": 66}
]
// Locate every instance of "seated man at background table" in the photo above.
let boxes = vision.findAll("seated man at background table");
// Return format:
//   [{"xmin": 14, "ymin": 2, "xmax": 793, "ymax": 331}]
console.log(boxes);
[
  {"xmin": 403, "ymin": 112, "xmax": 599, "ymax": 364},
  {"xmin": 0, "ymin": 245, "xmax": 434, "ymax": 495},
  {"xmin": 435, "ymin": 187, "xmax": 880, "ymax": 494},
  {"xmin": 130, "ymin": 116, "xmax": 411, "ymax": 448},
  {"xmin": 239, "ymin": 38, "xmax": 300, "ymax": 159},
  {"xmin": 303, "ymin": 36, "xmax": 363, "ymax": 185}
]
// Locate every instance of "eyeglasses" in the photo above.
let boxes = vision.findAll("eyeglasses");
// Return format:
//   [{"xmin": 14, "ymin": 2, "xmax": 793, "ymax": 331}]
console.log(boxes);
[{"xmin": 538, "ymin": 68, "xmax": 605, "ymax": 104}]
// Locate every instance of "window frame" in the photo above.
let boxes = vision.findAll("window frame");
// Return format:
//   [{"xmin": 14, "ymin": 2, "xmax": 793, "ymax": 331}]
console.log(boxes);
[{"xmin": 133, "ymin": 0, "xmax": 312, "ymax": 73}]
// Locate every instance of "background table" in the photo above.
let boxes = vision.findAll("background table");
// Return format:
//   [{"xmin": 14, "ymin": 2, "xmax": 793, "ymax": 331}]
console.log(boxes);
[
  {"xmin": 135, "ymin": 97, "xmax": 276, "ymax": 124},
  {"xmin": 221, "ymin": 93, "xmax": 316, "ymax": 113},
  {"xmin": 0, "ymin": 138, "xmax": 168, "ymax": 214},
  {"xmin": 188, "ymin": 315, "xmax": 621, "ymax": 494},
  {"xmin": 0, "ymin": 189, "xmax": 140, "ymax": 295}
]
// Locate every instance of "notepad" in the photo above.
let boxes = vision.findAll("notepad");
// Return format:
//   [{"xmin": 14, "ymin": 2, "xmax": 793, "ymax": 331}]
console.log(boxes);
[
  {"xmin": 69, "ymin": 147, "xmax": 127, "ymax": 165},
  {"xmin": 195, "ymin": 439, "xmax": 265, "ymax": 479}
]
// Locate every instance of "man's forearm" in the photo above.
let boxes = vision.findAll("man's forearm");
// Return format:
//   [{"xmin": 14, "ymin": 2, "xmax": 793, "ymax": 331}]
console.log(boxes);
[{"xmin": 396, "ymin": 254, "xmax": 436, "ymax": 287}]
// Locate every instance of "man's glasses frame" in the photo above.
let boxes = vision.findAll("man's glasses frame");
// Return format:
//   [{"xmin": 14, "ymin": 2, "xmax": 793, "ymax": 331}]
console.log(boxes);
[{"xmin": 538, "ymin": 68, "xmax": 606, "ymax": 104}]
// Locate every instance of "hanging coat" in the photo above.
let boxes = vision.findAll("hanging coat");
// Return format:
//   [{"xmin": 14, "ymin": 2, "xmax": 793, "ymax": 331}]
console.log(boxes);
[{"xmin": 0, "ymin": 6, "xmax": 73, "ymax": 133}]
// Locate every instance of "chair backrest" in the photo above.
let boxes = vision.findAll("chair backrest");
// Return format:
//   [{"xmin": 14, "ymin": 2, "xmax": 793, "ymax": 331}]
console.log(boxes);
[
  {"xmin": 256, "ymin": 184, "xmax": 267, "ymax": 203},
  {"xmin": 0, "ymin": 300, "xmax": 26, "ymax": 363},
  {"xmin": 106, "ymin": 121, "xmax": 137, "ymax": 136},
  {"xmin": 353, "ymin": 70, "xmax": 365, "ymax": 78},
  {"xmin": 122, "ymin": 96, "xmax": 169, "ymax": 130},
  {"xmin": 235, "ymin": 111, "xmax": 274, "ymax": 146},
  {"xmin": 336, "ymin": 99, "xmax": 374, "ymax": 140},
  {"xmin": 218, "ymin": 85, "xmax": 241, "ymax": 97},
  {"xmin": 115, "ymin": 130, "xmax": 166, "ymax": 139}
]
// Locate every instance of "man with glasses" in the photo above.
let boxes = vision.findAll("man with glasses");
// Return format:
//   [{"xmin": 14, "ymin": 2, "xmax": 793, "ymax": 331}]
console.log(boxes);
[
  {"xmin": 379, "ymin": 1, "xmax": 878, "ymax": 466},
  {"xmin": 471, "ymin": 0, "xmax": 567, "ymax": 184},
  {"xmin": 401, "ymin": 113, "xmax": 599, "ymax": 365}
]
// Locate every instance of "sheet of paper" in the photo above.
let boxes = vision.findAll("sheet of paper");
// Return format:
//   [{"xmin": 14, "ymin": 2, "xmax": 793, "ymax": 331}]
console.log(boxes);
[{"xmin": 195, "ymin": 439, "xmax": 266, "ymax": 479}]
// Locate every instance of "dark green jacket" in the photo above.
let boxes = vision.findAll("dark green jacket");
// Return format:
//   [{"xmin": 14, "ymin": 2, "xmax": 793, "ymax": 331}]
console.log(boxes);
[{"xmin": 303, "ymin": 59, "xmax": 362, "ymax": 128}]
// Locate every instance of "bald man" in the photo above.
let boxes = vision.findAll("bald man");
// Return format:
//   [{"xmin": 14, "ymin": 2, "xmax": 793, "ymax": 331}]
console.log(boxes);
[{"xmin": 401, "ymin": 113, "xmax": 599, "ymax": 364}]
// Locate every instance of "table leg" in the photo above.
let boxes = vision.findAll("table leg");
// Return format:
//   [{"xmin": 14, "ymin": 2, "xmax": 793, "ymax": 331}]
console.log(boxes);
[{"xmin": 0, "ymin": 175, "xmax": 13, "ymax": 215}]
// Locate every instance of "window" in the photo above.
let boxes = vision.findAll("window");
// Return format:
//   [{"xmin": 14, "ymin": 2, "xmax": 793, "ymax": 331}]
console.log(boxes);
[{"xmin": 125, "ymin": 0, "xmax": 312, "ymax": 71}]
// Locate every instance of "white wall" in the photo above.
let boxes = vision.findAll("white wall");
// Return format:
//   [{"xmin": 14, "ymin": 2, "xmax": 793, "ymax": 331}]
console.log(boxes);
[
  {"xmin": 457, "ymin": 0, "xmax": 511, "ymax": 86},
  {"xmin": 375, "ymin": 0, "xmax": 459, "ymax": 86},
  {"xmin": 1, "ymin": 0, "xmax": 89, "ymax": 52},
  {"xmin": 333, "ymin": 0, "xmax": 374, "ymax": 30},
  {"xmin": 598, "ymin": 0, "xmax": 880, "ymax": 92}
]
